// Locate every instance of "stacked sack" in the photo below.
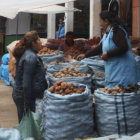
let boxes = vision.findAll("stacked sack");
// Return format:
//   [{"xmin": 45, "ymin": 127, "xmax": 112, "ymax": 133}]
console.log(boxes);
[
  {"xmin": 92, "ymin": 73, "xmax": 105, "ymax": 89},
  {"xmin": 38, "ymin": 50, "xmax": 64, "ymax": 66},
  {"xmin": 94, "ymin": 84, "xmax": 140, "ymax": 137},
  {"xmin": 81, "ymin": 56, "xmax": 105, "ymax": 74},
  {"xmin": 81, "ymin": 56, "xmax": 105, "ymax": 90},
  {"xmin": 47, "ymin": 67, "xmax": 92, "ymax": 89},
  {"xmin": 42, "ymin": 82, "xmax": 94, "ymax": 140},
  {"xmin": 47, "ymin": 61, "xmax": 89, "ymax": 74},
  {"xmin": 0, "ymin": 53, "xmax": 10, "ymax": 85}
]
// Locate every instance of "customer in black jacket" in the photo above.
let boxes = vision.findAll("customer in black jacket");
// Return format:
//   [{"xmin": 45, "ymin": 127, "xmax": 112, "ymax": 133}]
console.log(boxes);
[{"xmin": 13, "ymin": 30, "xmax": 47, "ymax": 122}]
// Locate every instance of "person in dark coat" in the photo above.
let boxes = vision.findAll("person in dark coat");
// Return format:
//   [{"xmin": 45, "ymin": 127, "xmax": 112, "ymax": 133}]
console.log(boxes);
[{"xmin": 13, "ymin": 30, "xmax": 47, "ymax": 122}]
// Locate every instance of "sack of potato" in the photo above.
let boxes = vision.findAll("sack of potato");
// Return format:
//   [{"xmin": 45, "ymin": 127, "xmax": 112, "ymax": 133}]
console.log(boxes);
[
  {"xmin": 38, "ymin": 51, "xmax": 64, "ymax": 66},
  {"xmin": 81, "ymin": 56, "xmax": 105, "ymax": 74},
  {"xmin": 38, "ymin": 47, "xmax": 59, "ymax": 55},
  {"xmin": 92, "ymin": 73, "xmax": 105, "ymax": 88},
  {"xmin": 47, "ymin": 62, "xmax": 89, "ymax": 74},
  {"xmin": 94, "ymin": 86, "xmax": 140, "ymax": 137},
  {"xmin": 47, "ymin": 67, "xmax": 92, "ymax": 89},
  {"xmin": 42, "ymin": 82, "xmax": 94, "ymax": 140}
]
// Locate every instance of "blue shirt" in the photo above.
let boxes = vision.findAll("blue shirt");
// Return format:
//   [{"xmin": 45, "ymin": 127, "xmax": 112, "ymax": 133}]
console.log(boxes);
[{"xmin": 58, "ymin": 24, "xmax": 65, "ymax": 39}]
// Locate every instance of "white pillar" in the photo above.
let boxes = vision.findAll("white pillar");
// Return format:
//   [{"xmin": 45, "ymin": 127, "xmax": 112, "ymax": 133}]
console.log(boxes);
[
  {"xmin": 47, "ymin": 13, "xmax": 56, "ymax": 39},
  {"xmin": 90, "ymin": 0, "xmax": 101, "ymax": 39},
  {"xmin": 65, "ymin": 2, "xmax": 74, "ymax": 34}
]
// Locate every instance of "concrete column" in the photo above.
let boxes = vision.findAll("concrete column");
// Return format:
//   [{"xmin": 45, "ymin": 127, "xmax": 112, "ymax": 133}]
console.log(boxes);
[
  {"xmin": 132, "ymin": 0, "xmax": 140, "ymax": 37},
  {"xmin": 90, "ymin": 0, "xmax": 101, "ymax": 39},
  {"xmin": 65, "ymin": 2, "xmax": 74, "ymax": 34},
  {"xmin": 47, "ymin": 13, "xmax": 56, "ymax": 39}
]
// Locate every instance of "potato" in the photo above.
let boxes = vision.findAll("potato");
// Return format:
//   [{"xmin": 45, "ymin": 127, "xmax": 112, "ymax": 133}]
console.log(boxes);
[
  {"xmin": 54, "ymin": 81, "xmax": 62, "ymax": 87},
  {"xmin": 76, "ymin": 89, "xmax": 82, "ymax": 93},
  {"xmin": 69, "ymin": 83, "xmax": 74, "ymax": 89},
  {"xmin": 52, "ymin": 81, "xmax": 85, "ymax": 95},
  {"xmin": 61, "ymin": 82, "xmax": 68, "ymax": 89},
  {"xmin": 55, "ymin": 86, "xmax": 61, "ymax": 91},
  {"xmin": 49, "ymin": 87, "xmax": 54, "ymax": 93},
  {"xmin": 61, "ymin": 93, "xmax": 66, "ymax": 96},
  {"xmin": 65, "ymin": 89, "xmax": 71, "ymax": 94},
  {"xmin": 59, "ymin": 89, "xmax": 64, "ymax": 94}
]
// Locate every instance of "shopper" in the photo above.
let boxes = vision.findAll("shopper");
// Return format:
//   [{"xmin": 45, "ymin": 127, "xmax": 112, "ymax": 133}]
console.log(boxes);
[
  {"xmin": 77, "ymin": 10, "xmax": 140, "ymax": 87},
  {"xmin": 58, "ymin": 31, "xmax": 74, "ymax": 53},
  {"xmin": 58, "ymin": 18, "xmax": 65, "ymax": 39},
  {"xmin": 12, "ymin": 31, "xmax": 47, "ymax": 122}
]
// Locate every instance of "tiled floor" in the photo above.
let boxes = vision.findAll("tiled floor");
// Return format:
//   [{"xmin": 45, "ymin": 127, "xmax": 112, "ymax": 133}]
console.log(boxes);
[{"xmin": 0, "ymin": 80, "xmax": 18, "ymax": 128}]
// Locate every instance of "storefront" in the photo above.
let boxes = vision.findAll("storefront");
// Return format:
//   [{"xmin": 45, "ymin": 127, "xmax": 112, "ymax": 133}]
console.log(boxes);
[{"xmin": 0, "ymin": 17, "xmax": 6, "ymax": 55}]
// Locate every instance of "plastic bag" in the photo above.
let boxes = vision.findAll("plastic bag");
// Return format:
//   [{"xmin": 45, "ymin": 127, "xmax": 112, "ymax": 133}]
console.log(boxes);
[
  {"xmin": 14, "ymin": 111, "xmax": 44, "ymax": 140},
  {"xmin": 0, "ymin": 128, "xmax": 21, "ymax": 140},
  {"xmin": 94, "ymin": 89, "xmax": 140, "ymax": 137},
  {"xmin": 1, "ymin": 53, "xmax": 10, "ymax": 65},
  {"xmin": 43, "ymin": 84, "xmax": 94, "ymax": 140},
  {"xmin": 0, "ymin": 64, "xmax": 10, "ymax": 86}
]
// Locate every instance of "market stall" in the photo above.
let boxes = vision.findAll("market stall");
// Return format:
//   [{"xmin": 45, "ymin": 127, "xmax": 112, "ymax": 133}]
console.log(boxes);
[{"xmin": 1, "ymin": 1, "xmax": 140, "ymax": 140}]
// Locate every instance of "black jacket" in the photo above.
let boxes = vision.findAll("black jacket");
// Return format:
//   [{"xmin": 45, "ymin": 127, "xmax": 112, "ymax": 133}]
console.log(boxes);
[{"xmin": 15, "ymin": 49, "xmax": 47, "ymax": 106}]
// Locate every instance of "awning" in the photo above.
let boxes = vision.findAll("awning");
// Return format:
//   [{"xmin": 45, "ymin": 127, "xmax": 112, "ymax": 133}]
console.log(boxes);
[
  {"xmin": 23, "ymin": 5, "xmax": 81, "ymax": 15},
  {"xmin": 0, "ymin": 0, "xmax": 77, "ymax": 19}
]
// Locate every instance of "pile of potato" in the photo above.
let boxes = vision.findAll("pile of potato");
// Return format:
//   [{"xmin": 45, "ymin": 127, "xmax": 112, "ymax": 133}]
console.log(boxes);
[
  {"xmin": 52, "ymin": 67, "xmax": 87, "ymax": 78},
  {"xmin": 38, "ymin": 47, "xmax": 59, "ymax": 55},
  {"xmin": 101, "ymin": 84, "xmax": 139, "ymax": 95},
  {"xmin": 49, "ymin": 81, "xmax": 85, "ymax": 96},
  {"xmin": 101, "ymin": 86, "xmax": 125, "ymax": 94},
  {"xmin": 64, "ymin": 46, "xmax": 84, "ymax": 59},
  {"xmin": 94, "ymin": 73, "xmax": 105, "ymax": 78},
  {"xmin": 85, "ymin": 37, "xmax": 101, "ymax": 46}
]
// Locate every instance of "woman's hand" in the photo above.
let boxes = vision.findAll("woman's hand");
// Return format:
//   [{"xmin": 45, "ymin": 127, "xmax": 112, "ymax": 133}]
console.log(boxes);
[
  {"xmin": 102, "ymin": 52, "xmax": 108, "ymax": 61},
  {"xmin": 76, "ymin": 54, "xmax": 86, "ymax": 60}
]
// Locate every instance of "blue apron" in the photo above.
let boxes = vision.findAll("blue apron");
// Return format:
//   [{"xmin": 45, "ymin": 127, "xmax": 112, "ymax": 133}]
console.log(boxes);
[{"xmin": 102, "ymin": 26, "xmax": 140, "ymax": 87}]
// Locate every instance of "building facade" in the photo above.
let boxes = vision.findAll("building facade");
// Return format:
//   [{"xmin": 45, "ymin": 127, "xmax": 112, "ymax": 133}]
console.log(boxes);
[{"xmin": 0, "ymin": 0, "xmax": 140, "ymax": 53}]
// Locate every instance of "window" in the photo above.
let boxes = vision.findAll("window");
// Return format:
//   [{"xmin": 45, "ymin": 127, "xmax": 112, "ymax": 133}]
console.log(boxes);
[
  {"xmin": 74, "ymin": 0, "xmax": 90, "ymax": 38},
  {"xmin": 30, "ymin": 14, "xmax": 47, "ymax": 37}
]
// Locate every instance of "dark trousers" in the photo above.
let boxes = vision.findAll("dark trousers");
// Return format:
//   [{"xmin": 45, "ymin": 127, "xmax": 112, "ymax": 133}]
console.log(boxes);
[{"xmin": 12, "ymin": 88, "xmax": 35, "ymax": 123}]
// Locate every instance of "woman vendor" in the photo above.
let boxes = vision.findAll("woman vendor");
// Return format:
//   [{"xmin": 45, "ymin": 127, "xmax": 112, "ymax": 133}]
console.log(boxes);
[{"xmin": 77, "ymin": 10, "xmax": 140, "ymax": 88}]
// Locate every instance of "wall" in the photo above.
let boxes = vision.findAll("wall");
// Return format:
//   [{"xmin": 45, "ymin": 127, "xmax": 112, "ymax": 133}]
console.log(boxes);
[
  {"xmin": 132, "ymin": 0, "xmax": 140, "ymax": 37},
  {"xmin": 5, "ymin": 35, "xmax": 23, "ymax": 52},
  {"xmin": 5, "ymin": 13, "xmax": 31, "ymax": 35}
]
